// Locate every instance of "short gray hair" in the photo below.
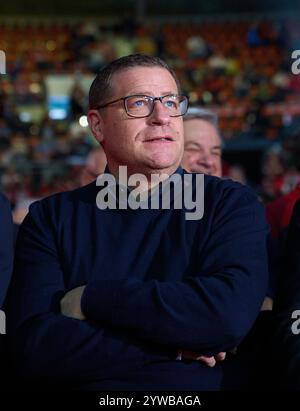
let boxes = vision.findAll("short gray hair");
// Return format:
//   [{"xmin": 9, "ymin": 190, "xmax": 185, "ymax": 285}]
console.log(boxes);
[
  {"xmin": 183, "ymin": 106, "xmax": 223, "ymax": 147},
  {"xmin": 183, "ymin": 107, "xmax": 219, "ymax": 128},
  {"xmin": 89, "ymin": 54, "xmax": 181, "ymax": 109}
]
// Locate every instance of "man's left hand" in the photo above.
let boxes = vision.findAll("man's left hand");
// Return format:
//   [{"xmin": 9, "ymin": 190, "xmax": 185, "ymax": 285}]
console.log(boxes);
[
  {"xmin": 60, "ymin": 285, "xmax": 86, "ymax": 320},
  {"xmin": 178, "ymin": 350, "xmax": 226, "ymax": 366}
]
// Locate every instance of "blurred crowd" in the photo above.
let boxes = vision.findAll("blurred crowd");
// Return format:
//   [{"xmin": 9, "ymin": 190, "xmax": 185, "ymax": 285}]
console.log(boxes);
[{"xmin": 1, "ymin": 17, "xmax": 300, "ymax": 220}]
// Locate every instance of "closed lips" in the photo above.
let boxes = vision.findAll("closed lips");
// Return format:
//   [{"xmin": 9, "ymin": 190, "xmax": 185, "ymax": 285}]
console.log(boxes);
[{"xmin": 144, "ymin": 136, "xmax": 174, "ymax": 141}]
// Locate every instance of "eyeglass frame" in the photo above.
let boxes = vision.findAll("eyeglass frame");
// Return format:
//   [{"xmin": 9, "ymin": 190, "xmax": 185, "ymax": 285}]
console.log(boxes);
[{"xmin": 93, "ymin": 94, "xmax": 189, "ymax": 118}]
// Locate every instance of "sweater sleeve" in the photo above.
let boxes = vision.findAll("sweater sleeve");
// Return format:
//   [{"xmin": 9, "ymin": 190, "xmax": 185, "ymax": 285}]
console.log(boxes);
[
  {"xmin": 81, "ymin": 186, "xmax": 269, "ymax": 356},
  {"xmin": 0, "ymin": 192, "xmax": 14, "ymax": 309},
  {"xmin": 7, "ymin": 200, "xmax": 172, "ymax": 383}
]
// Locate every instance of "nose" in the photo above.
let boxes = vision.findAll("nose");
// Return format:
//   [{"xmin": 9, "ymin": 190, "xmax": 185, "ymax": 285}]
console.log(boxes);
[
  {"xmin": 147, "ymin": 100, "xmax": 170, "ymax": 126},
  {"xmin": 197, "ymin": 153, "xmax": 215, "ymax": 171},
  {"xmin": 198, "ymin": 150, "xmax": 213, "ymax": 163},
  {"xmin": 189, "ymin": 151, "xmax": 215, "ymax": 174},
  {"xmin": 201, "ymin": 153, "xmax": 214, "ymax": 166}
]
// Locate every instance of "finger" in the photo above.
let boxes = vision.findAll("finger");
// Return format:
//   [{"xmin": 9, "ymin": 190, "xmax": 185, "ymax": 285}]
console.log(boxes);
[
  {"xmin": 215, "ymin": 352, "xmax": 226, "ymax": 361},
  {"xmin": 197, "ymin": 356, "xmax": 216, "ymax": 367},
  {"xmin": 181, "ymin": 350, "xmax": 202, "ymax": 360}
]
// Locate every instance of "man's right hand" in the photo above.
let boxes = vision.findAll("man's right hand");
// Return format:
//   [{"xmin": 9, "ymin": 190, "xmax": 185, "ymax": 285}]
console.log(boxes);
[{"xmin": 178, "ymin": 350, "xmax": 226, "ymax": 367}]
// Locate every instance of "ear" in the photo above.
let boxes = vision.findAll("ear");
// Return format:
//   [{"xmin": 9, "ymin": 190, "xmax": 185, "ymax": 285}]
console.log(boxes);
[{"xmin": 87, "ymin": 109, "xmax": 105, "ymax": 144}]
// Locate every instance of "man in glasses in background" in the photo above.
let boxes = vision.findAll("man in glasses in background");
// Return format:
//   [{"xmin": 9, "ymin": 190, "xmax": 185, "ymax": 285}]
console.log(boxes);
[{"xmin": 8, "ymin": 54, "xmax": 269, "ymax": 390}]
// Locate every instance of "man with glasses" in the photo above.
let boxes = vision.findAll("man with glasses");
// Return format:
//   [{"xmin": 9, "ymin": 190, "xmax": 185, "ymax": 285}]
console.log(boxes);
[{"xmin": 8, "ymin": 54, "xmax": 269, "ymax": 390}]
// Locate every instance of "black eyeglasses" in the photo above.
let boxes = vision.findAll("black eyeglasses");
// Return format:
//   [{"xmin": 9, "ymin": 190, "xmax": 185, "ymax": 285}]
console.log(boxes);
[{"xmin": 94, "ymin": 94, "xmax": 189, "ymax": 118}]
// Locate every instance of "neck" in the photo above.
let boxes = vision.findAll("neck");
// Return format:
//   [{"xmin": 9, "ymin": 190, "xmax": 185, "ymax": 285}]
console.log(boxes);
[{"xmin": 106, "ymin": 163, "xmax": 179, "ymax": 194}]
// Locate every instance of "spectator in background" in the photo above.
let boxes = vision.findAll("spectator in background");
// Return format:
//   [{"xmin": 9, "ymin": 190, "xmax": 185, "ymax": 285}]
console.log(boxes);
[
  {"xmin": 247, "ymin": 23, "xmax": 263, "ymax": 47},
  {"xmin": 260, "ymin": 144, "xmax": 286, "ymax": 202},
  {"xmin": 226, "ymin": 165, "xmax": 248, "ymax": 186},
  {"xmin": 79, "ymin": 145, "xmax": 107, "ymax": 186},
  {"xmin": 263, "ymin": 133, "xmax": 300, "ymax": 310},
  {"xmin": 181, "ymin": 107, "xmax": 248, "ymax": 185},
  {"xmin": 181, "ymin": 107, "xmax": 222, "ymax": 177},
  {"xmin": 12, "ymin": 197, "xmax": 39, "ymax": 227},
  {"xmin": 266, "ymin": 131, "xmax": 300, "ymax": 239},
  {"xmin": 186, "ymin": 35, "xmax": 211, "ymax": 59},
  {"xmin": 266, "ymin": 182, "xmax": 300, "ymax": 240},
  {"xmin": 136, "ymin": 28, "xmax": 157, "ymax": 56},
  {"xmin": 70, "ymin": 85, "xmax": 86, "ymax": 119}
]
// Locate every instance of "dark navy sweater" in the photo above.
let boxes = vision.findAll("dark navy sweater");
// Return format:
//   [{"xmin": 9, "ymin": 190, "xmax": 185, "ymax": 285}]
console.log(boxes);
[
  {"xmin": 0, "ymin": 192, "xmax": 14, "ymax": 309},
  {"xmin": 8, "ymin": 169, "xmax": 269, "ymax": 390}
]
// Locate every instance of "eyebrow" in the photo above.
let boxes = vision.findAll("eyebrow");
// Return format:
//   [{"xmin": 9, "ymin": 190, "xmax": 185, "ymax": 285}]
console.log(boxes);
[
  {"xmin": 126, "ymin": 91, "xmax": 178, "ymax": 97},
  {"xmin": 185, "ymin": 142, "xmax": 222, "ymax": 150}
]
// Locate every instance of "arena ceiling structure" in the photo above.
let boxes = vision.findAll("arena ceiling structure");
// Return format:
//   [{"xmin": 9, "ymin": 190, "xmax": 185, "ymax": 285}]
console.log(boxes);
[{"xmin": 0, "ymin": 0, "xmax": 299, "ymax": 16}]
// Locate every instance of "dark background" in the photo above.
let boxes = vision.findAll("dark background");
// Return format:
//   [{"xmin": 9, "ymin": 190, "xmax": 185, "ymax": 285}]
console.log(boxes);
[{"xmin": 0, "ymin": 0, "xmax": 299, "ymax": 16}]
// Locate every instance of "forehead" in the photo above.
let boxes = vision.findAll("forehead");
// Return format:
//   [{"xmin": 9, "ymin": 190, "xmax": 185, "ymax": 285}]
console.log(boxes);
[
  {"xmin": 111, "ymin": 66, "xmax": 179, "ymax": 96},
  {"xmin": 184, "ymin": 119, "xmax": 221, "ymax": 145}
]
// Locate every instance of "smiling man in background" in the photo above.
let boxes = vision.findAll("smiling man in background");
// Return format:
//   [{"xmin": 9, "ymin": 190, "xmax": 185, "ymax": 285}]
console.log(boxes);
[{"xmin": 182, "ymin": 107, "xmax": 222, "ymax": 177}]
